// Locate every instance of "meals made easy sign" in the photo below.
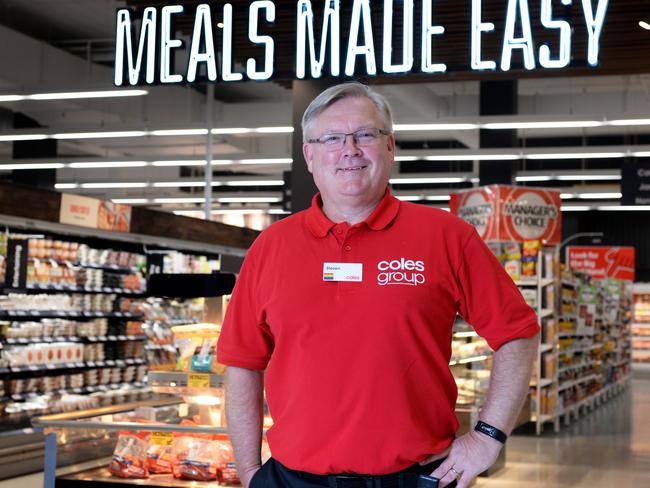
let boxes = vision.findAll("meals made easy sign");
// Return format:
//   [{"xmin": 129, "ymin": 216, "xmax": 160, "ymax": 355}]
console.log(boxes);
[{"xmin": 114, "ymin": 0, "xmax": 609, "ymax": 85}]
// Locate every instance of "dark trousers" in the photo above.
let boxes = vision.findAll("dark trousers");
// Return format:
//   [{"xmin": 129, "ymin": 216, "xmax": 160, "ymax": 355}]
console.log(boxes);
[{"xmin": 250, "ymin": 458, "xmax": 457, "ymax": 488}]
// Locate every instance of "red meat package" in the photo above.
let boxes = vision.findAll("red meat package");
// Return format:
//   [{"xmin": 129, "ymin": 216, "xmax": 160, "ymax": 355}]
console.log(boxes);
[
  {"xmin": 215, "ymin": 434, "xmax": 240, "ymax": 485},
  {"xmin": 147, "ymin": 433, "xmax": 174, "ymax": 474},
  {"xmin": 108, "ymin": 430, "xmax": 150, "ymax": 479}
]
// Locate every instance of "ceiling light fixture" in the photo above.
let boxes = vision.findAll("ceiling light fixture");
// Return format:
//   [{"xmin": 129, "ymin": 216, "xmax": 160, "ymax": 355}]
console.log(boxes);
[
  {"xmin": 211, "ymin": 128, "xmax": 253, "ymax": 134},
  {"xmin": 68, "ymin": 161, "xmax": 148, "ymax": 168},
  {"xmin": 55, "ymin": 183, "xmax": 79, "ymax": 189},
  {"xmin": 0, "ymin": 89, "xmax": 148, "ymax": 102},
  {"xmin": 483, "ymin": 121, "xmax": 603, "ymax": 129},
  {"xmin": 561, "ymin": 206, "xmax": 593, "ymax": 211},
  {"xmin": 526, "ymin": 152, "xmax": 626, "ymax": 160},
  {"xmin": 0, "ymin": 134, "xmax": 48, "ymax": 142},
  {"xmin": 639, "ymin": 21, "xmax": 650, "ymax": 30},
  {"xmin": 217, "ymin": 197, "xmax": 282, "ymax": 203},
  {"xmin": 53, "ymin": 131, "xmax": 147, "ymax": 140},
  {"xmin": 597, "ymin": 205, "xmax": 650, "ymax": 211},
  {"xmin": 80, "ymin": 182, "xmax": 148, "ymax": 189},
  {"xmin": 390, "ymin": 177, "xmax": 466, "ymax": 184},
  {"xmin": 609, "ymin": 118, "xmax": 650, "ymax": 126},
  {"xmin": 155, "ymin": 197, "xmax": 205, "ymax": 204},
  {"xmin": 238, "ymin": 158, "xmax": 293, "ymax": 165},
  {"xmin": 394, "ymin": 123, "xmax": 479, "ymax": 131},
  {"xmin": 111, "ymin": 198, "xmax": 150, "ymax": 204},
  {"xmin": 424, "ymin": 154, "xmax": 520, "ymax": 161},
  {"xmin": 255, "ymin": 127, "xmax": 294, "ymax": 133},
  {"xmin": 0, "ymin": 163, "xmax": 65, "ymax": 170},
  {"xmin": 150, "ymin": 129, "xmax": 208, "ymax": 136},
  {"xmin": 395, "ymin": 196, "xmax": 422, "ymax": 201}
]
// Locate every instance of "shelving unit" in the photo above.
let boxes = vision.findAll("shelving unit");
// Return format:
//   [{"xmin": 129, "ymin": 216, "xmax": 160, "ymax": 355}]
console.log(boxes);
[{"xmin": 631, "ymin": 284, "xmax": 650, "ymax": 367}]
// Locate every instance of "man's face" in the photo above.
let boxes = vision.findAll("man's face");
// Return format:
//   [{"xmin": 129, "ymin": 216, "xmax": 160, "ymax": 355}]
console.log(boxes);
[{"xmin": 303, "ymin": 97, "xmax": 395, "ymax": 205}]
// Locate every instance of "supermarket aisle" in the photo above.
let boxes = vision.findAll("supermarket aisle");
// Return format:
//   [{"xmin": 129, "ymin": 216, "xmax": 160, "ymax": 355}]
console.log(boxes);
[{"xmin": 476, "ymin": 376, "xmax": 650, "ymax": 488}]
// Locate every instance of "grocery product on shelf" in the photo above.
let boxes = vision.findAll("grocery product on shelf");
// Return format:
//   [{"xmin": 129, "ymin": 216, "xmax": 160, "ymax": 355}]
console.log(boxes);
[{"xmin": 632, "ymin": 284, "xmax": 650, "ymax": 365}]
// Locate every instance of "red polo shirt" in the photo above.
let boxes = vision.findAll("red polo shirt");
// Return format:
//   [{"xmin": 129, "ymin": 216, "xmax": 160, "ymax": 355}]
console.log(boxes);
[{"xmin": 217, "ymin": 190, "xmax": 539, "ymax": 475}]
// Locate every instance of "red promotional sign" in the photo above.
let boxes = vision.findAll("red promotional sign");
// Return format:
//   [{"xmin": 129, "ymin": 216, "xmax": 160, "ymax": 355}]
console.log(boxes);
[
  {"xmin": 450, "ymin": 185, "xmax": 562, "ymax": 244},
  {"xmin": 567, "ymin": 246, "xmax": 636, "ymax": 281},
  {"xmin": 449, "ymin": 187, "xmax": 497, "ymax": 241}
]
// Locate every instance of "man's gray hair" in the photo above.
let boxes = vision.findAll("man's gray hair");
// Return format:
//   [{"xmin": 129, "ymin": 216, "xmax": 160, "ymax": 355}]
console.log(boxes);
[{"xmin": 301, "ymin": 82, "xmax": 394, "ymax": 142}]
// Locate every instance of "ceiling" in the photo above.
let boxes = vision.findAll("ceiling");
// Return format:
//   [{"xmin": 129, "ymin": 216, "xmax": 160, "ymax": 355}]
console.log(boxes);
[{"xmin": 0, "ymin": 0, "xmax": 649, "ymax": 229}]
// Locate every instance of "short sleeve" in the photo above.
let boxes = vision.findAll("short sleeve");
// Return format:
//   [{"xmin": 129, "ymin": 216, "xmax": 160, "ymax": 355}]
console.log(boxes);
[
  {"xmin": 217, "ymin": 244, "xmax": 274, "ymax": 370},
  {"xmin": 455, "ymin": 229, "xmax": 540, "ymax": 351}
]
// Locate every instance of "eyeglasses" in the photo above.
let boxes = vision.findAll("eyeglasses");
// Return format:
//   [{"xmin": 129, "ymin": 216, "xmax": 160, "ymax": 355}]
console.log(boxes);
[{"xmin": 306, "ymin": 128, "xmax": 391, "ymax": 150}]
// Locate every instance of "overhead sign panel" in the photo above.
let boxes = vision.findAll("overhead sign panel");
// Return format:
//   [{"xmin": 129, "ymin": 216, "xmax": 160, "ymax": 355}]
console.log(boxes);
[
  {"xmin": 567, "ymin": 246, "xmax": 635, "ymax": 281},
  {"xmin": 114, "ymin": 0, "xmax": 610, "ymax": 85}
]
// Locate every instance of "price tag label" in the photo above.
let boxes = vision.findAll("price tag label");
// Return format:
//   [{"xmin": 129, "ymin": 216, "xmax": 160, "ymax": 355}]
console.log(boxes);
[
  {"xmin": 188, "ymin": 374, "xmax": 210, "ymax": 388},
  {"xmin": 150, "ymin": 432, "xmax": 174, "ymax": 446}
]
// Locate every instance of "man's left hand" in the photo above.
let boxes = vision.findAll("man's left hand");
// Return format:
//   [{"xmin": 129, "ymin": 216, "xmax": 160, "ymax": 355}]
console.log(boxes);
[{"xmin": 429, "ymin": 431, "xmax": 503, "ymax": 488}]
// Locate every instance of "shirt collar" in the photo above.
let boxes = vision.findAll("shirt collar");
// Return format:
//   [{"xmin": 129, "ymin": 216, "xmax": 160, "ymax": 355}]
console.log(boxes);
[{"xmin": 305, "ymin": 188, "xmax": 400, "ymax": 238}]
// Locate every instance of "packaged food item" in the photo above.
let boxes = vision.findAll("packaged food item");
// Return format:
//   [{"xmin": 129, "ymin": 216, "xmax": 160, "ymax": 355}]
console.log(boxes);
[
  {"xmin": 504, "ymin": 260, "xmax": 521, "ymax": 281},
  {"xmin": 108, "ymin": 430, "xmax": 150, "ymax": 479},
  {"xmin": 172, "ymin": 324, "xmax": 224, "ymax": 374},
  {"xmin": 171, "ymin": 432, "xmax": 220, "ymax": 481}
]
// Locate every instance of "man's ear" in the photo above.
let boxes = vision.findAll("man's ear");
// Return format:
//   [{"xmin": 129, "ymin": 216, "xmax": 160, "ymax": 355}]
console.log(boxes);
[{"xmin": 303, "ymin": 143, "xmax": 314, "ymax": 173}]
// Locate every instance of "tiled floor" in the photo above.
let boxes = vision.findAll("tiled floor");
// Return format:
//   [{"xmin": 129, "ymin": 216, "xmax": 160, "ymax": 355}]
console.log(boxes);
[
  {"xmin": 475, "ymin": 375, "xmax": 650, "ymax": 487},
  {"xmin": 1, "ymin": 375, "xmax": 649, "ymax": 488}
]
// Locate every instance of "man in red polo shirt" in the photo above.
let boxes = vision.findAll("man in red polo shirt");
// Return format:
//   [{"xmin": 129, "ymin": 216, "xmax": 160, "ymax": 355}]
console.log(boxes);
[{"xmin": 217, "ymin": 83, "xmax": 540, "ymax": 488}]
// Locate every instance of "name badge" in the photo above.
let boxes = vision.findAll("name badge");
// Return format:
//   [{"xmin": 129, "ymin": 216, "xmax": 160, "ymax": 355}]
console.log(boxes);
[{"xmin": 323, "ymin": 263, "xmax": 363, "ymax": 282}]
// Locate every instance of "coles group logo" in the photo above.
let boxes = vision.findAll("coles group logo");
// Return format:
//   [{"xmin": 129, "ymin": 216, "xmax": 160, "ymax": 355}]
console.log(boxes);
[
  {"xmin": 500, "ymin": 188, "xmax": 560, "ymax": 243},
  {"xmin": 377, "ymin": 258, "xmax": 426, "ymax": 286}
]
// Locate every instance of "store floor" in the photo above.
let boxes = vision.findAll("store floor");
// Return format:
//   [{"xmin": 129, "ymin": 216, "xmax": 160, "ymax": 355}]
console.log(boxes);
[
  {"xmin": 475, "ymin": 374, "xmax": 650, "ymax": 488},
  {"xmin": 1, "ymin": 375, "xmax": 648, "ymax": 488}
]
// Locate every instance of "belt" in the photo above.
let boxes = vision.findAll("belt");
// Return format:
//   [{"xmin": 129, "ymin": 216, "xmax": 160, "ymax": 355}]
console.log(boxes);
[{"xmin": 296, "ymin": 466, "xmax": 440, "ymax": 488}]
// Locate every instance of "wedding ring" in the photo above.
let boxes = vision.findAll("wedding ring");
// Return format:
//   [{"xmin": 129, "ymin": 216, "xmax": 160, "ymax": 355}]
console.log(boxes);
[{"xmin": 450, "ymin": 467, "xmax": 462, "ymax": 478}]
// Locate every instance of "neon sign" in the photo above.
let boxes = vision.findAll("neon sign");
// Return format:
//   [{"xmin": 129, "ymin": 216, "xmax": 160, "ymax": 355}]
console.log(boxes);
[{"xmin": 115, "ymin": 0, "xmax": 610, "ymax": 86}]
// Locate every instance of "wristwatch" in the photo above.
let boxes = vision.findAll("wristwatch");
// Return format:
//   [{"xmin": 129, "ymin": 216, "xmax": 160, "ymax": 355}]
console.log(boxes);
[{"xmin": 474, "ymin": 420, "xmax": 508, "ymax": 444}]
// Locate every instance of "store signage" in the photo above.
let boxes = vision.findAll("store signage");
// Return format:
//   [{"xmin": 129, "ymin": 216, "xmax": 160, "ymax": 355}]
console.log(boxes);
[
  {"xmin": 622, "ymin": 160, "xmax": 650, "ymax": 205},
  {"xmin": 114, "ymin": 0, "xmax": 609, "ymax": 85},
  {"xmin": 59, "ymin": 194, "xmax": 132, "ymax": 233},
  {"xmin": 450, "ymin": 185, "xmax": 561, "ymax": 244},
  {"xmin": 5, "ymin": 239, "xmax": 28, "ymax": 289},
  {"xmin": 567, "ymin": 246, "xmax": 635, "ymax": 281}
]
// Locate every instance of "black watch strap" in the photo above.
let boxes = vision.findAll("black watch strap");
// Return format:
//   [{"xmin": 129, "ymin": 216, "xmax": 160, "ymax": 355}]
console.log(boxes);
[{"xmin": 474, "ymin": 421, "xmax": 507, "ymax": 444}]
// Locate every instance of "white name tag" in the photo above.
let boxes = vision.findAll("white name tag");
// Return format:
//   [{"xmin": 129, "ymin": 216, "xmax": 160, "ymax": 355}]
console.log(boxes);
[{"xmin": 323, "ymin": 262, "xmax": 363, "ymax": 282}]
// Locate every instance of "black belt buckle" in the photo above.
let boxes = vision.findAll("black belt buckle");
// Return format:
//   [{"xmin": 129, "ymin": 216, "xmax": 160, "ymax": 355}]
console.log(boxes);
[
  {"xmin": 401, "ymin": 473, "xmax": 440, "ymax": 488},
  {"xmin": 330, "ymin": 475, "xmax": 371, "ymax": 487}
]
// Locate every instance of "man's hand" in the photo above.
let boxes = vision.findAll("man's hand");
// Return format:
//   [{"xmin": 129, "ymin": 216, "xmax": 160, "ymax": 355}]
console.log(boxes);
[
  {"xmin": 430, "ymin": 431, "xmax": 503, "ymax": 488},
  {"xmin": 239, "ymin": 466, "xmax": 261, "ymax": 488}
]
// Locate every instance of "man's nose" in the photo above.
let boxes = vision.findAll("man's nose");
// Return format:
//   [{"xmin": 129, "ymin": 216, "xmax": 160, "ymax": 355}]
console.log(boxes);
[{"xmin": 341, "ymin": 134, "xmax": 362, "ymax": 155}]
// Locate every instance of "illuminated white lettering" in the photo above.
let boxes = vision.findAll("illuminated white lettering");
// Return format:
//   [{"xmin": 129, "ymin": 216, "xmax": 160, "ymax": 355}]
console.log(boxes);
[
  {"xmin": 539, "ymin": 0, "xmax": 571, "ymax": 69},
  {"xmin": 160, "ymin": 5, "xmax": 184, "ymax": 83},
  {"xmin": 383, "ymin": 0, "xmax": 414, "ymax": 74},
  {"xmin": 345, "ymin": 0, "xmax": 376, "ymax": 76},
  {"xmin": 247, "ymin": 1, "xmax": 276, "ymax": 80},
  {"xmin": 421, "ymin": 0, "xmax": 446, "ymax": 73},
  {"xmin": 114, "ymin": 8, "xmax": 157, "ymax": 86},
  {"xmin": 187, "ymin": 5, "xmax": 217, "ymax": 82},
  {"xmin": 581, "ymin": 0, "xmax": 608, "ymax": 66},
  {"xmin": 222, "ymin": 3, "xmax": 243, "ymax": 81},
  {"xmin": 501, "ymin": 0, "xmax": 535, "ymax": 71},
  {"xmin": 471, "ymin": 0, "xmax": 496, "ymax": 70},
  {"xmin": 296, "ymin": 0, "xmax": 340, "ymax": 79}
]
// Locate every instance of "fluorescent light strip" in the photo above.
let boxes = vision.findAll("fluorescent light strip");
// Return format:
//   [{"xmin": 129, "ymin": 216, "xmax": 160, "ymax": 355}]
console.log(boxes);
[
  {"xmin": 155, "ymin": 197, "xmax": 205, "ymax": 204},
  {"xmin": 640, "ymin": 21, "xmax": 650, "ymax": 30},
  {"xmin": 597, "ymin": 205, "xmax": 650, "ymax": 211},
  {"xmin": 69, "ymin": 161, "xmax": 148, "ymax": 168},
  {"xmin": 390, "ymin": 177, "xmax": 466, "ymax": 184},
  {"xmin": 0, "ymin": 134, "xmax": 48, "ymax": 142},
  {"xmin": 484, "ymin": 121, "xmax": 603, "ymax": 129},
  {"xmin": 609, "ymin": 118, "xmax": 650, "ymax": 126},
  {"xmin": 53, "ymin": 131, "xmax": 147, "ymax": 140},
  {"xmin": 150, "ymin": 129, "xmax": 208, "ymax": 136},
  {"xmin": 632, "ymin": 151, "xmax": 650, "ymax": 157},
  {"xmin": 112, "ymin": 198, "xmax": 150, "ymax": 204},
  {"xmin": 560, "ymin": 193, "xmax": 622, "ymax": 200},
  {"xmin": 0, "ymin": 163, "xmax": 64, "ymax": 170},
  {"xmin": 425, "ymin": 154, "xmax": 519, "ymax": 161},
  {"xmin": 516, "ymin": 175, "xmax": 553, "ymax": 182},
  {"xmin": 516, "ymin": 173, "xmax": 621, "ymax": 182},
  {"xmin": 225, "ymin": 180, "xmax": 284, "ymax": 186},
  {"xmin": 153, "ymin": 182, "xmax": 207, "ymax": 188},
  {"xmin": 0, "ymin": 89, "xmax": 148, "ymax": 102},
  {"xmin": 55, "ymin": 183, "xmax": 78, "ymax": 189},
  {"xmin": 152, "ymin": 160, "xmax": 207, "ymax": 167},
  {"xmin": 561, "ymin": 206, "xmax": 593, "ymax": 211},
  {"xmin": 80, "ymin": 182, "xmax": 148, "ymax": 189},
  {"xmin": 217, "ymin": 197, "xmax": 281, "ymax": 203},
  {"xmin": 211, "ymin": 128, "xmax": 253, "ymax": 134},
  {"xmin": 394, "ymin": 123, "xmax": 478, "ymax": 131},
  {"xmin": 255, "ymin": 127, "xmax": 294, "ymax": 133},
  {"xmin": 394, "ymin": 156, "xmax": 419, "ymax": 162},
  {"xmin": 425, "ymin": 195, "xmax": 452, "ymax": 201},
  {"xmin": 239, "ymin": 158, "xmax": 292, "ymax": 165},
  {"xmin": 395, "ymin": 196, "xmax": 422, "ymax": 201},
  {"xmin": 526, "ymin": 152, "xmax": 626, "ymax": 160}
]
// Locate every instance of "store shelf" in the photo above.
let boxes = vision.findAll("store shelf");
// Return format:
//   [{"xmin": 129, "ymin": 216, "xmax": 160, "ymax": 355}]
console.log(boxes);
[
  {"xmin": 631, "ymin": 323, "xmax": 650, "ymax": 328},
  {"xmin": 0, "ymin": 310, "xmax": 143, "ymax": 319},
  {"xmin": 144, "ymin": 319, "xmax": 200, "ymax": 326},
  {"xmin": 539, "ymin": 343, "xmax": 555, "ymax": 353},
  {"xmin": 558, "ymin": 373, "xmax": 600, "ymax": 392},
  {"xmin": 539, "ymin": 309, "xmax": 554, "ymax": 319},
  {"xmin": 58, "ymin": 466, "xmax": 233, "ymax": 488},
  {"xmin": 148, "ymin": 371, "xmax": 224, "ymax": 395},
  {"xmin": 1, "ymin": 335, "xmax": 146, "ymax": 345},
  {"xmin": 531, "ymin": 413, "xmax": 556, "ymax": 423},
  {"xmin": 27, "ymin": 257, "xmax": 140, "ymax": 274},
  {"xmin": 449, "ymin": 354, "xmax": 490, "ymax": 366},
  {"xmin": 2, "ymin": 284, "xmax": 145, "ymax": 296},
  {"xmin": 515, "ymin": 277, "xmax": 555, "ymax": 287},
  {"xmin": 8, "ymin": 382, "xmax": 147, "ymax": 401},
  {"xmin": 558, "ymin": 362, "xmax": 590, "ymax": 374},
  {"xmin": 7, "ymin": 358, "xmax": 146, "ymax": 374},
  {"xmin": 561, "ymin": 279, "xmax": 576, "ymax": 288},
  {"xmin": 531, "ymin": 378, "xmax": 554, "ymax": 388}
]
